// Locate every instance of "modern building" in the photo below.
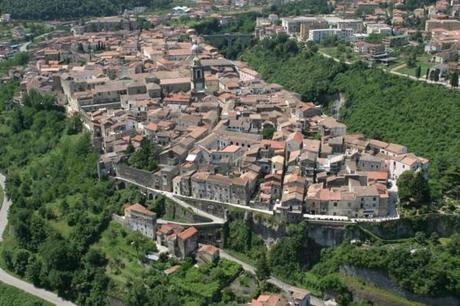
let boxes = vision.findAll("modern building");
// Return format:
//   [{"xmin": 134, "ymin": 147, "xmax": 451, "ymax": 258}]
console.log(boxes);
[{"xmin": 308, "ymin": 28, "xmax": 353, "ymax": 42}]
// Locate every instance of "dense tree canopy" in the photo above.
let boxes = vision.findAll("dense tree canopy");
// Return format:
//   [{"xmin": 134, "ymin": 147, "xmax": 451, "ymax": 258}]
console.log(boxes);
[
  {"xmin": 0, "ymin": 88, "xmax": 114, "ymax": 303},
  {"xmin": 397, "ymin": 171, "xmax": 431, "ymax": 207},
  {"xmin": 0, "ymin": 0, "xmax": 170, "ymax": 20},
  {"xmin": 127, "ymin": 138, "xmax": 160, "ymax": 171},
  {"xmin": 192, "ymin": 13, "xmax": 259, "ymax": 59},
  {"xmin": 266, "ymin": 0, "xmax": 331, "ymax": 16}
]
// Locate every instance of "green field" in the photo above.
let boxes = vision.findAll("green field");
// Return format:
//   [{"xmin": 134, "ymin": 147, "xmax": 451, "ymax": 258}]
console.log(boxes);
[
  {"xmin": 394, "ymin": 54, "xmax": 435, "ymax": 78},
  {"xmin": 0, "ymin": 281, "xmax": 52, "ymax": 306},
  {"xmin": 319, "ymin": 46, "xmax": 359, "ymax": 63}
]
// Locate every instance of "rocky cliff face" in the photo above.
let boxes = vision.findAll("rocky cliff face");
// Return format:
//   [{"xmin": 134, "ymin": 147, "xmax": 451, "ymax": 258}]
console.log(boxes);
[
  {"xmin": 247, "ymin": 214, "xmax": 363, "ymax": 248},
  {"xmin": 305, "ymin": 224, "xmax": 363, "ymax": 247},
  {"xmin": 361, "ymin": 214, "xmax": 460, "ymax": 240}
]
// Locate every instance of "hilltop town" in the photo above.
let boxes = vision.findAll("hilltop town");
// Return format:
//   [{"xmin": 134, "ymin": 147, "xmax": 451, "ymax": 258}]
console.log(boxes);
[
  {"xmin": 3, "ymin": 16, "xmax": 431, "ymax": 235},
  {"xmin": 0, "ymin": 0, "xmax": 459, "ymax": 305}
]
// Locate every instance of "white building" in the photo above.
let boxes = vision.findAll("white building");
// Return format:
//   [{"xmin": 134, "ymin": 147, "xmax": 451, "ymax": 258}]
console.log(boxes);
[
  {"xmin": 323, "ymin": 16, "xmax": 364, "ymax": 33},
  {"xmin": 366, "ymin": 23, "xmax": 392, "ymax": 35},
  {"xmin": 308, "ymin": 28, "xmax": 353, "ymax": 42},
  {"xmin": 388, "ymin": 153, "xmax": 429, "ymax": 181},
  {"xmin": 124, "ymin": 203, "xmax": 157, "ymax": 239}
]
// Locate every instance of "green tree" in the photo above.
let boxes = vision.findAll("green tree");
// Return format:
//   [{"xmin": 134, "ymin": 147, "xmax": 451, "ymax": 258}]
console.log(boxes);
[
  {"xmin": 450, "ymin": 71, "xmax": 458, "ymax": 88},
  {"xmin": 318, "ymin": 274, "xmax": 353, "ymax": 305},
  {"xmin": 255, "ymin": 252, "xmax": 271, "ymax": 281},
  {"xmin": 406, "ymin": 52, "xmax": 417, "ymax": 68},
  {"xmin": 397, "ymin": 171, "xmax": 431, "ymax": 207},
  {"xmin": 149, "ymin": 195, "xmax": 166, "ymax": 217},
  {"xmin": 414, "ymin": 231, "xmax": 427, "ymax": 244},
  {"xmin": 415, "ymin": 65, "xmax": 421, "ymax": 79},
  {"xmin": 261, "ymin": 125, "xmax": 275, "ymax": 139},
  {"xmin": 398, "ymin": 171, "xmax": 415, "ymax": 203},
  {"xmin": 127, "ymin": 138, "xmax": 160, "ymax": 171},
  {"xmin": 412, "ymin": 172, "xmax": 431, "ymax": 205}
]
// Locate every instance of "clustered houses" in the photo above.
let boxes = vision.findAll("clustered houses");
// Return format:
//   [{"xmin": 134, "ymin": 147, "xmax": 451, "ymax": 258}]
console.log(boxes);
[
  {"xmin": 250, "ymin": 289, "xmax": 310, "ymax": 306},
  {"xmin": 18, "ymin": 14, "xmax": 429, "ymax": 221},
  {"xmin": 156, "ymin": 224, "xmax": 199, "ymax": 258}
]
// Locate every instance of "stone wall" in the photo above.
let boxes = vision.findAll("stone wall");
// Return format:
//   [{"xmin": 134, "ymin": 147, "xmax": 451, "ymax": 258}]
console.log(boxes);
[
  {"xmin": 163, "ymin": 199, "xmax": 212, "ymax": 224},
  {"xmin": 115, "ymin": 163, "xmax": 155, "ymax": 188},
  {"xmin": 175, "ymin": 195, "xmax": 227, "ymax": 219}
]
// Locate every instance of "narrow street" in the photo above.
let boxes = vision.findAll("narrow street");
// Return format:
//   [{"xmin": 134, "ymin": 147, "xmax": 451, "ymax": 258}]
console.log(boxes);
[{"xmin": 0, "ymin": 173, "xmax": 76, "ymax": 306}]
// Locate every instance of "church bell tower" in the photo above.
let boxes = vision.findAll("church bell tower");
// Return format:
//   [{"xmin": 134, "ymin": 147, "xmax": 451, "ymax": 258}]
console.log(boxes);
[{"xmin": 191, "ymin": 43, "xmax": 204, "ymax": 93}]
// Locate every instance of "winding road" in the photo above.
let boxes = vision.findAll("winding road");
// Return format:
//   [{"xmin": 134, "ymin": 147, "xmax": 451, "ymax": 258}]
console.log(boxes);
[
  {"xmin": 0, "ymin": 173, "xmax": 76, "ymax": 306},
  {"xmin": 318, "ymin": 50, "xmax": 456, "ymax": 90},
  {"xmin": 115, "ymin": 175, "xmax": 227, "ymax": 224},
  {"xmin": 220, "ymin": 249, "xmax": 325, "ymax": 306}
]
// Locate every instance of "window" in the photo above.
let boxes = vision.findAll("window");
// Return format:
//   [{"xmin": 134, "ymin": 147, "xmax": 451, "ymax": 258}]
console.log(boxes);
[
  {"xmin": 333, "ymin": 202, "xmax": 337, "ymax": 207},
  {"xmin": 373, "ymin": 197, "xmax": 377, "ymax": 201}
]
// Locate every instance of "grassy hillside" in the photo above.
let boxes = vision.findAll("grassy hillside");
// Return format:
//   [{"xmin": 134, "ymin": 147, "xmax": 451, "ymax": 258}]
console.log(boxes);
[{"xmin": 0, "ymin": 282, "xmax": 52, "ymax": 306}]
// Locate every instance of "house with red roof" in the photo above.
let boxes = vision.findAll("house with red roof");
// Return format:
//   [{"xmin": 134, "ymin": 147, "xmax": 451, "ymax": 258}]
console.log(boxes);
[{"xmin": 124, "ymin": 203, "xmax": 157, "ymax": 239}]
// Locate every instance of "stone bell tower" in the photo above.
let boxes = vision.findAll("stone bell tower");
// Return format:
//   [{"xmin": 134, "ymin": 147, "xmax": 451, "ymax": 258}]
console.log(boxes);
[{"xmin": 190, "ymin": 43, "xmax": 204, "ymax": 93}]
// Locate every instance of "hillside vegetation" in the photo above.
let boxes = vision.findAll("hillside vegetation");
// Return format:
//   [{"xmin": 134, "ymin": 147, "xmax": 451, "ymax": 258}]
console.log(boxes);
[
  {"xmin": 0, "ymin": 82, "xmax": 260, "ymax": 305},
  {"xmin": 0, "ymin": 0, "xmax": 169, "ymax": 20},
  {"xmin": 0, "ymin": 281, "xmax": 52, "ymax": 306},
  {"xmin": 242, "ymin": 35, "xmax": 460, "ymax": 199}
]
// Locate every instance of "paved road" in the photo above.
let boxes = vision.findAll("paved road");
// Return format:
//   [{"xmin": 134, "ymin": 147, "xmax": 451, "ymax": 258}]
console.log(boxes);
[
  {"xmin": 0, "ymin": 173, "xmax": 76, "ymax": 306},
  {"xmin": 0, "ymin": 268, "xmax": 76, "ymax": 306},
  {"xmin": 115, "ymin": 175, "xmax": 273, "ymax": 216},
  {"xmin": 0, "ymin": 174, "xmax": 12, "ymax": 242},
  {"xmin": 19, "ymin": 31, "xmax": 54, "ymax": 52},
  {"xmin": 115, "ymin": 176, "xmax": 226, "ymax": 224},
  {"xmin": 220, "ymin": 249, "xmax": 325, "ymax": 306},
  {"xmin": 19, "ymin": 41, "xmax": 31, "ymax": 52}
]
